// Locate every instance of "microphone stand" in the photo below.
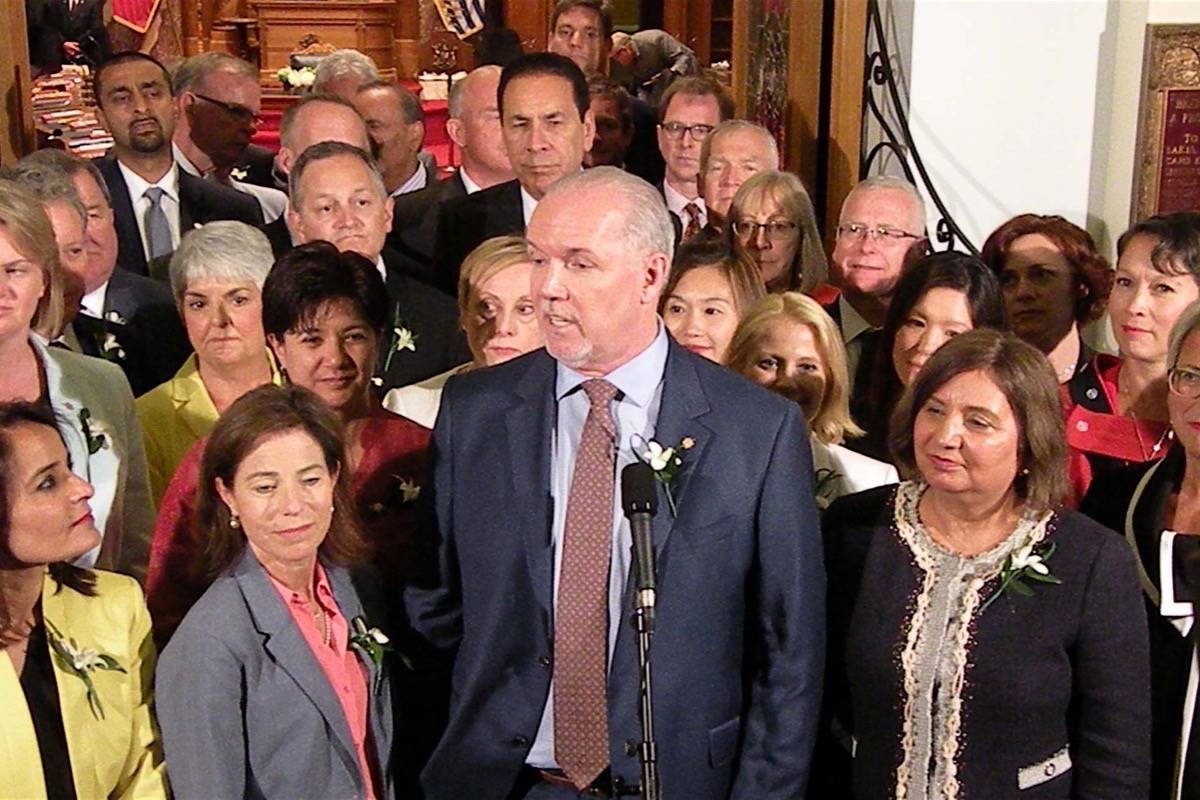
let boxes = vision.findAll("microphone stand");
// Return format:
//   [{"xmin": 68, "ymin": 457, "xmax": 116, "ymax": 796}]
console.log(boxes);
[
  {"xmin": 621, "ymin": 462, "xmax": 661, "ymax": 800},
  {"xmin": 632, "ymin": 601, "xmax": 660, "ymax": 800}
]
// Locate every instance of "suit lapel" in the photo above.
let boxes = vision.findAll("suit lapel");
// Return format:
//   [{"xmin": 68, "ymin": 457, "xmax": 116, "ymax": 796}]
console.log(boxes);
[
  {"xmin": 234, "ymin": 553, "xmax": 362, "ymax": 784},
  {"xmin": 493, "ymin": 181, "xmax": 526, "ymax": 236},
  {"xmin": 645, "ymin": 341, "xmax": 714, "ymax": 554},
  {"xmin": 506, "ymin": 353, "xmax": 557, "ymax": 616},
  {"xmin": 177, "ymin": 173, "xmax": 198, "ymax": 232},
  {"xmin": 100, "ymin": 159, "xmax": 147, "ymax": 273}
]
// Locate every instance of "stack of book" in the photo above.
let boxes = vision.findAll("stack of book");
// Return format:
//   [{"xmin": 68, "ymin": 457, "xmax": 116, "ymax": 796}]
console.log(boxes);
[{"xmin": 32, "ymin": 65, "xmax": 113, "ymax": 158}]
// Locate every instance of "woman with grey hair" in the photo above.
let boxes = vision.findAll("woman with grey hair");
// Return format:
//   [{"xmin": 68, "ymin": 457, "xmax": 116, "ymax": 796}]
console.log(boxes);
[
  {"xmin": 135, "ymin": 222, "xmax": 280, "ymax": 503},
  {"xmin": 1082, "ymin": 300, "xmax": 1200, "ymax": 799}
]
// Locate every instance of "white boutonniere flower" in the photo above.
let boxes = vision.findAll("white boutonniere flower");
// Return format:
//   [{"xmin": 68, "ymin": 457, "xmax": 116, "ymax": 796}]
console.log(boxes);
[
  {"xmin": 349, "ymin": 616, "xmax": 399, "ymax": 692},
  {"xmin": 229, "ymin": 166, "xmax": 248, "ymax": 181},
  {"xmin": 45, "ymin": 619, "xmax": 126, "ymax": 720},
  {"xmin": 100, "ymin": 332, "xmax": 127, "ymax": 362},
  {"xmin": 634, "ymin": 435, "xmax": 695, "ymax": 516},
  {"xmin": 78, "ymin": 407, "xmax": 108, "ymax": 455},
  {"xmin": 393, "ymin": 327, "xmax": 416, "ymax": 353},
  {"xmin": 398, "ymin": 478, "xmax": 421, "ymax": 504},
  {"xmin": 103, "ymin": 310, "xmax": 127, "ymax": 326},
  {"xmin": 980, "ymin": 539, "xmax": 1061, "ymax": 613}
]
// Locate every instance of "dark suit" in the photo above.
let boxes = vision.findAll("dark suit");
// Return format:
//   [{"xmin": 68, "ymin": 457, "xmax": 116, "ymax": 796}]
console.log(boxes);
[
  {"xmin": 73, "ymin": 269, "xmax": 190, "ymax": 397},
  {"xmin": 387, "ymin": 171, "xmax": 469, "ymax": 293},
  {"xmin": 818, "ymin": 484, "xmax": 1151, "ymax": 798},
  {"xmin": 375, "ymin": 255, "xmax": 470, "ymax": 392},
  {"xmin": 27, "ymin": 0, "xmax": 109, "ymax": 73},
  {"xmin": 235, "ymin": 144, "xmax": 277, "ymax": 189},
  {"xmin": 97, "ymin": 158, "xmax": 264, "ymax": 278},
  {"xmin": 261, "ymin": 215, "xmax": 295, "ymax": 260},
  {"xmin": 405, "ymin": 341, "xmax": 826, "ymax": 799},
  {"xmin": 431, "ymin": 179, "xmax": 524, "ymax": 296}
]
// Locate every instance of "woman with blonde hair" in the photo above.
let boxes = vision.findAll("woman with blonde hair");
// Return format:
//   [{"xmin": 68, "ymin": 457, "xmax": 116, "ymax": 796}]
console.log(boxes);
[
  {"xmin": 726, "ymin": 292, "xmax": 896, "ymax": 506},
  {"xmin": 726, "ymin": 170, "xmax": 833, "ymax": 300},
  {"xmin": 384, "ymin": 235, "xmax": 544, "ymax": 427},
  {"xmin": 0, "ymin": 179, "xmax": 154, "ymax": 580}
]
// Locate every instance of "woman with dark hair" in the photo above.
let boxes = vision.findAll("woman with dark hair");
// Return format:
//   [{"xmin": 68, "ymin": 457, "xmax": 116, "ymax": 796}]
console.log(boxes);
[
  {"xmin": 854, "ymin": 251, "xmax": 1006, "ymax": 461},
  {"xmin": 156, "ymin": 384, "xmax": 394, "ymax": 800},
  {"xmin": 1064, "ymin": 212, "xmax": 1200, "ymax": 496},
  {"xmin": 981, "ymin": 213, "xmax": 1111, "ymax": 384},
  {"xmin": 1081, "ymin": 302, "xmax": 1200, "ymax": 799},
  {"xmin": 816, "ymin": 329, "xmax": 1150, "ymax": 798},
  {"xmin": 0, "ymin": 403, "xmax": 166, "ymax": 798},
  {"xmin": 146, "ymin": 243, "xmax": 430, "ymax": 645},
  {"xmin": 661, "ymin": 238, "xmax": 765, "ymax": 363}
]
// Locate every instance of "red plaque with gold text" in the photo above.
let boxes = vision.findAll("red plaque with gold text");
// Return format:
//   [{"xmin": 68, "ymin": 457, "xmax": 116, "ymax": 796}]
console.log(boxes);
[{"xmin": 1157, "ymin": 89, "xmax": 1200, "ymax": 213}]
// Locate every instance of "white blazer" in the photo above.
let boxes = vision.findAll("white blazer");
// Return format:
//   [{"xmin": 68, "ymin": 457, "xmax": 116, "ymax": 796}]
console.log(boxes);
[
  {"xmin": 812, "ymin": 439, "xmax": 898, "ymax": 509},
  {"xmin": 36, "ymin": 336, "xmax": 156, "ymax": 582}
]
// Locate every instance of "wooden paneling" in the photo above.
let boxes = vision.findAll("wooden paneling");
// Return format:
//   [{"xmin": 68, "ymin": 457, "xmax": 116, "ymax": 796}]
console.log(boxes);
[
  {"xmin": 249, "ymin": 0, "xmax": 398, "ymax": 78},
  {"xmin": 505, "ymin": 0, "xmax": 551, "ymax": 55},
  {"xmin": 0, "ymin": 1, "xmax": 35, "ymax": 164},
  {"xmin": 823, "ymin": 0, "xmax": 868, "ymax": 246}
]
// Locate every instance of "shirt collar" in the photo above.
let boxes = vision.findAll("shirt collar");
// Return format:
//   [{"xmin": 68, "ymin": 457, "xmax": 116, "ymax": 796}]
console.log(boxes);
[
  {"xmin": 118, "ymin": 159, "xmax": 180, "ymax": 204},
  {"xmin": 662, "ymin": 180, "xmax": 703, "ymax": 217},
  {"xmin": 458, "ymin": 167, "xmax": 483, "ymax": 195},
  {"xmin": 520, "ymin": 185, "xmax": 539, "ymax": 226},
  {"xmin": 838, "ymin": 294, "xmax": 875, "ymax": 343},
  {"xmin": 267, "ymin": 561, "xmax": 337, "ymax": 613},
  {"xmin": 555, "ymin": 322, "xmax": 669, "ymax": 410},
  {"xmin": 172, "ymin": 141, "xmax": 201, "ymax": 177},
  {"xmin": 390, "ymin": 165, "xmax": 428, "ymax": 197},
  {"xmin": 79, "ymin": 280, "xmax": 109, "ymax": 320},
  {"xmin": 374, "ymin": 254, "xmax": 388, "ymax": 285}
]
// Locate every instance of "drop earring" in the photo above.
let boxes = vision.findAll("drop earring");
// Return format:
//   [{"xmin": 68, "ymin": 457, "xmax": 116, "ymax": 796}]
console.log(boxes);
[{"xmin": 230, "ymin": 514, "xmax": 240, "ymax": 529}]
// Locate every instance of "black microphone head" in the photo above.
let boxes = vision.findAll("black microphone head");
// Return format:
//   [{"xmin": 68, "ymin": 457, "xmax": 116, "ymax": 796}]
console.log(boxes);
[{"xmin": 621, "ymin": 461, "xmax": 658, "ymax": 517}]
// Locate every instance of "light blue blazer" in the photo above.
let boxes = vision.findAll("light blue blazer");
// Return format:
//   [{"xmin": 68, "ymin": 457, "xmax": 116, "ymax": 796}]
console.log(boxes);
[{"xmin": 155, "ymin": 549, "xmax": 395, "ymax": 800}]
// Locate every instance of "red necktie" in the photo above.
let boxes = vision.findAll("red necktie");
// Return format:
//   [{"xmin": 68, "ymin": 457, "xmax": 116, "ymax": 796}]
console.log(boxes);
[
  {"xmin": 683, "ymin": 202, "xmax": 702, "ymax": 240},
  {"xmin": 554, "ymin": 378, "xmax": 618, "ymax": 790}
]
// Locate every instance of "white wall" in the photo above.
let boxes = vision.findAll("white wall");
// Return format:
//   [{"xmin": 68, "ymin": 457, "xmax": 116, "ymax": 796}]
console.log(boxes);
[{"xmin": 902, "ymin": 1, "xmax": 1110, "ymax": 251}]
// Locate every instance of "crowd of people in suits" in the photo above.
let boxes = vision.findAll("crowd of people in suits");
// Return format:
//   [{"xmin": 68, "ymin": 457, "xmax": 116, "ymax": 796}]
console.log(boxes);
[{"xmin": 2, "ymin": 0, "xmax": 1200, "ymax": 797}]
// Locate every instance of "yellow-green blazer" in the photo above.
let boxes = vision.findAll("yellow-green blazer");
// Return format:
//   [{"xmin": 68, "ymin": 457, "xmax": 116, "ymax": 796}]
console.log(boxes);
[
  {"xmin": 0, "ymin": 569, "xmax": 167, "ymax": 799},
  {"xmin": 136, "ymin": 352, "xmax": 281, "ymax": 504}
]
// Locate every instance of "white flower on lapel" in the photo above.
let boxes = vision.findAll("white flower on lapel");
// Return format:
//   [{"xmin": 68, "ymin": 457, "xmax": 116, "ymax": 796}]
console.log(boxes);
[
  {"xmin": 393, "ymin": 327, "xmax": 417, "ymax": 353},
  {"xmin": 633, "ymin": 435, "xmax": 696, "ymax": 517},
  {"xmin": 45, "ymin": 619, "xmax": 126, "ymax": 720},
  {"xmin": 399, "ymin": 478, "xmax": 421, "ymax": 504},
  {"xmin": 229, "ymin": 166, "xmax": 248, "ymax": 181},
  {"xmin": 103, "ymin": 310, "xmax": 127, "ymax": 326},
  {"xmin": 643, "ymin": 441, "xmax": 676, "ymax": 472},
  {"xmin": 101, "ymin": 332, "xmax": 127, "ymax": 362}
]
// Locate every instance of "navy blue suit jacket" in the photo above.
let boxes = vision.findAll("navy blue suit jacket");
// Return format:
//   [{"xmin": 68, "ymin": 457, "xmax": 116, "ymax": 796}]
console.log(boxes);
[{"xmin": 405, "ymin": 340, "xmax": 826, "ymax": 799}]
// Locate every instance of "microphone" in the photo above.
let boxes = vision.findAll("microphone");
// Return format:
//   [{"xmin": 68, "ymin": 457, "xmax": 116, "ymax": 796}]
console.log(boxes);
[{"xmin": 621, "ymin": 461, "xmax": 659, "ymax": 630}]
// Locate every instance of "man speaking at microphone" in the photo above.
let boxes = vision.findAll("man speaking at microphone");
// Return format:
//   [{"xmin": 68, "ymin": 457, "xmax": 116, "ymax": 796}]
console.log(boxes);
[{"xmin": 405, "ymin": 166, "xmax": 824, "ymax": 799}]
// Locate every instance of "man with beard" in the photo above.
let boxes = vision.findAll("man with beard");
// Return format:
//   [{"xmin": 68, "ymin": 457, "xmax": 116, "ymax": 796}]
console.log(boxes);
[{"xmin": 93, "ymin": 53, "xmax": 262, "ymax": 278}]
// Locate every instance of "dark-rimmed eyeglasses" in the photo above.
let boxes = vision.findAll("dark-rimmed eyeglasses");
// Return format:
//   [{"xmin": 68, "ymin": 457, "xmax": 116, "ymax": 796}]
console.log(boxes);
[
  {"xmin": 836, "ymin": 222, "xmax": 922, "ymax": 243},
  {"xmin": 733, "ymin": 220, "xmax": 799, "ymax": 242},
  {"xmin": 659, "ymin": 121, "xmax": 715, "ymax": 141},
  {"xmin": 190, "ymin": 92, "xmax": 259, "ymax": 126},
  {"xmin": 1169, "ymin": 367, "xmax": 1200, "ymax": 399}
]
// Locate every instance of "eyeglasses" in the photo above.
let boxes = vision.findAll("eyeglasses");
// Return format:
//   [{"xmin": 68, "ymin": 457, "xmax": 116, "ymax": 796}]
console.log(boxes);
[
  {"xmin": 190, "ymin": 92, "xmax": 259, "ymax": 126},
  {"xmin": 659, "ymin": 121, "xmax": 715, "ymax": 141},
  {"xmin": 836, "ymin": 222, "xmax": 922, "ymax": 243},
  {"xmin": 733, "ymin": 219, "xmax": 799, "ymax": 242},
  {"xmin": 1169, "ymin": 367, "xmax": 1200, "ymax": 399}
]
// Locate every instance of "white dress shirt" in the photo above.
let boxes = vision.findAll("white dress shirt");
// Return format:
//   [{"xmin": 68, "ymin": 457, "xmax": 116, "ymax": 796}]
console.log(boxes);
[
  {"xmin": 117, "ymin": 160, "xmax": 181, "ymax": 261},
  {"xmin": 663, "ymin": 180, "xmax": 706, "ymax": 229},
  {"xmin": 458, "ymin": 167, "xmax": 483, "ymax": 195},
  {"xmin": 79, "ymin": 281, "xmax": 110, "ymax": 320},
  {"xmin": 390, "ymin": 165, "xmax": 429, "ymax": 198},
  {"xmin": 173, "ymin": 142, "xmax": 287, "ymax": 223},
  {"xmin": 520, "ymin": 185, "xmax": 539, "ymax": 226}
]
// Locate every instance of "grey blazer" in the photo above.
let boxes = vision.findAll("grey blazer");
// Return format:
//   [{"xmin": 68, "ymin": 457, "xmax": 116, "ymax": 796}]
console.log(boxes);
[{"xmin": 156, "ymin": 550, "xmax": 395, "ymax": 800}]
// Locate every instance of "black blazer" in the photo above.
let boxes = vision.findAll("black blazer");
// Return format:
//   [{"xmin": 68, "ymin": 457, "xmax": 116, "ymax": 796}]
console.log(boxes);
[
  {"xmin": 431, "ymin": 179, "xmax": 524, "ymax": 297},
  {"xmin": 375, "ymin": 253, "xmax": 470, "ymax": 392},
  {"xmin": 235, "ymin": 144, "xmax": 277, "ymax": 189},
  {"xmin": 387, "ymin": 171, "xmax": 468, "ymax": 293},
  {"xmin": 260, "ymin": 215, "xmax": 294, "ymax": 260},
  {"xmin": 28, "ymin": 0, "xmax": 109, "ymax": 72},
  {"xmin": 1081, "ymin": 446, "xmax": 1198, "ymax": 799},
  {"xmin": 97, "ymin": 158, "xmax": 264, "ymax": 277},
  {"xmin": 72, "ymin": 269, "xmax": 190, "ymax": 397},
  {"xmin": 818, "ymin": 484, "xmax": 1151, "ymax": 799}
]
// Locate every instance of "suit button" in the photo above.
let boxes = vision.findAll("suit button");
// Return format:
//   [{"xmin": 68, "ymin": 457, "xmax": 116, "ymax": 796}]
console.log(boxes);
[
  {"xmin": 512, "ymin": 735, "xmax": 529, "ymax": 748},
  {"xmin": 538, "ymin": 655, "xmax": 552, "ymax": 668},
  {"xmin": 1076, "ymin": 420, "xmax": 1089, "ymax": 432},
  {"xmin": 625, "ymin": 739, "xmax": 638, "ymax": 756}
]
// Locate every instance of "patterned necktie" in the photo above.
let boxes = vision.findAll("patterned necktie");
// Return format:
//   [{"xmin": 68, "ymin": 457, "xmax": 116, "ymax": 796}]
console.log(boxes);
[
  {"xmin": 554, "ymin": 378, "xmax": 619, "ymax": 790},
  {"xmin": 682, "ymin": 202, "xmax": 702, "ymax": 240},
  {"xmin": 142, "ymin": 187, "xmax": 172, "ymax": 260}
]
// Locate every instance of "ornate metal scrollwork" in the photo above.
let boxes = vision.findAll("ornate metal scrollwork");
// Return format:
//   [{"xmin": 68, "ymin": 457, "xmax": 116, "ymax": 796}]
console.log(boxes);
[{"xmin": 862, "ymin": 0, "xmax": 977, "ymax": 254}]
